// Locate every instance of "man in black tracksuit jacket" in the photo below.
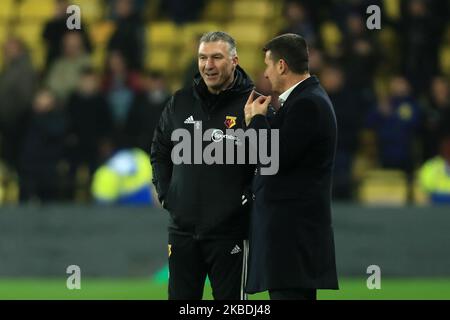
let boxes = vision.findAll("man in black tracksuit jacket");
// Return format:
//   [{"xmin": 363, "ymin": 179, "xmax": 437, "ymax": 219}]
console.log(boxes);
[{"xmin": 150, "ymin": 32, "xmax": 254, "ymax": 300}]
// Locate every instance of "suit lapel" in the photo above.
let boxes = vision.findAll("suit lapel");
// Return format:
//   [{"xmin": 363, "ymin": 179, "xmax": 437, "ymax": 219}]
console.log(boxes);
[{"xmin": 281, "ymin": 75, "xmax": 319, "ymax": 109}]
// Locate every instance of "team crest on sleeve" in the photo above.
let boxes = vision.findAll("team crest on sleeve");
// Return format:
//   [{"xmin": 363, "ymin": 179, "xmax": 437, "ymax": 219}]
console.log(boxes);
[{"xmin": 224, "ymin": 116, "xmax": 237, "ymax": 129}]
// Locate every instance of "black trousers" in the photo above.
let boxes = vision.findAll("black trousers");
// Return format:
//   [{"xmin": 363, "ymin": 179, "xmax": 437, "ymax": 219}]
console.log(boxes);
[
  {"xmin": 269, "ymin": 288, "xmax": 317, "ymax": 300},
  {"xmin": 168, "ymin": 233, "xmax": 248, "ymax": 300}
]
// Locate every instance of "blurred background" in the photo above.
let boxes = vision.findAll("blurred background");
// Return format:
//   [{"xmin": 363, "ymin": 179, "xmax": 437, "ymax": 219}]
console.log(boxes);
[
  {"xmin": 0, "ymin": 0, "xmax": 450, "ymax": 299},
  {"xmin": 0, "ymin": 0, "xmax": 449, "ymax": 205}
]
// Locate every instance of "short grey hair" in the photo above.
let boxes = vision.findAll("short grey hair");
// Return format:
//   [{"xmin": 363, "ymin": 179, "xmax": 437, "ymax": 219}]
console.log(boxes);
[{"xmin": 199, "ymin": 31, "xmax": 237, "ymax": 57}]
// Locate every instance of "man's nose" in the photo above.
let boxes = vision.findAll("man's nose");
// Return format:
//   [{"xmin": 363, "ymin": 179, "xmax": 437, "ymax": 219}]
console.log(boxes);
[{"xmin": 206, "ymin": 58, "xmax": 215, "ymax": 69}]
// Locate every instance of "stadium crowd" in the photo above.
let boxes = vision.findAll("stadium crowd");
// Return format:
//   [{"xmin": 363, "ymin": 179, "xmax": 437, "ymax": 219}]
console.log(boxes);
[{"xmin": 0, "ymin": 0, "xmax": 449, "ymax": 204}]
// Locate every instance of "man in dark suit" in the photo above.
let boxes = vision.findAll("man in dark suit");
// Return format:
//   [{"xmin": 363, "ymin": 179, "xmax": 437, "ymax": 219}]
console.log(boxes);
[{"xmin": 244, "ymin": 34, "xmax": 339, "ymax": 300}]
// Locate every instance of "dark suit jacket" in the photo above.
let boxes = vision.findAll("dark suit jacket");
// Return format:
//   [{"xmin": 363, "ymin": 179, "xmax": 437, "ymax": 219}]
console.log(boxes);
[{"xmin": 245, "ymin": 76, "xmax": 339, "ymax": 293}]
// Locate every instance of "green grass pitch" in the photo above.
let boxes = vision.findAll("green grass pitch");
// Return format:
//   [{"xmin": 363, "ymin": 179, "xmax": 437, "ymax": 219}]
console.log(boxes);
[{"xmin": 0, "ymin": 278, "xmax": 450, "ymax": 300}]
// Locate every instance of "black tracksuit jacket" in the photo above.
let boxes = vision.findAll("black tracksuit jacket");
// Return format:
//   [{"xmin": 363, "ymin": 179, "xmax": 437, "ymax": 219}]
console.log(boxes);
[{"xmin": 151, "ymin": 66, "xmax": 255, "ymax": 239}]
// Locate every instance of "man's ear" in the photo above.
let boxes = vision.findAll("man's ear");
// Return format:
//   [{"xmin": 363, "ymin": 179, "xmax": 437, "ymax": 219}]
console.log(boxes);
[
  {"xmin": 277, "ymin": 59, "xmax": 287, "ymax": 75},
  {"xmin": 232, "ymin": 55, "xmax": 239, "ymax": 67}
]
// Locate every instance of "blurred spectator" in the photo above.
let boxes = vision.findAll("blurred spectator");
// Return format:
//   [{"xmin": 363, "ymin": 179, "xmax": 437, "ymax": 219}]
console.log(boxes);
[
  {"xmin": 42, "ymin": 0, "xmax": 92, "ymax": 72},
  {"xmin": 65, "ymin": 67, "xmax": 113, "ymax": 178},
  {"xmin": 366, "ymin": 76, "xmax": 422, "ymax": 176},
  {"xmin": 108, "ymin": 0, "xmax": 147, "ymax": 19},
  {"xmin": 124, "ymin": 70, "xmax": 170, "ymax": 152},
  {"xmin": 19, "ymin": 88, "xmax": 66, "ymax": 203},
  {"xmin": 160, "ymin": 0, "xmax": 206, "ymax": 25},
  {"xmin": 422, "ymin": 77, "xmax": 450, "ymax": 160},
  {"xmin": 419, "ymin": 133, "xmax": 450, "ymax": 204},
  {"xmin": 285, "ymin": 0, "xmax": 333, "ymax": 32},
  {"xmin": 107, "ymin": 0, "xmax": 144, "ymax": 71},
  {"xmin": 0, "ymin": 37, "xmax": 36, "ymax": 169},
  {"xmin": 331, "ymin": 0, "xmax": 383, "ymax": 32},
  {"xmin": 46, "ymin": 31, "xmax": 91, "ymax": 102},
  {"xmin": 399, "ymin": 0, "xmax": 443, "ymax": 97},
  {"xmin": 279, "ymin": 1, "xmax": 318, "ymax": 47},
  {"xmin": 102, "ymin": 51, "xmax": 141, "ymax": 145},
  {"xmin": 308, "ymin": 46, "xmax": 324, "ymax": 75},
  {"xmin": 321, "ymin": 63, "xmax": 361, "ymax": 199},
  {"xmin": 341, "ymin": 12, "xmax": 379, "ymax": 111},
  {"xmin": 91, "ymin": 148, "xmax": 154, "ymax": 205}
]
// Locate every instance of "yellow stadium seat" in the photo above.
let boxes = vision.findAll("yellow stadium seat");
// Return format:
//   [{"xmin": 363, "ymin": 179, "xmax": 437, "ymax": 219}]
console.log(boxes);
[
  {"xmin": 0, "ymin": 25, "xmax": 10, "ymax": 68},
  {"xmin": 358, "ymin": 169, "xmax": 409, "ymax": 206},
  {"xmin": 225, "ymin": 23, "xmax": 271, "ymax": 47},
  {"xmin": 147, "ymin": 22, "xmax": 178, "ymax": 49},
  {"xmin": 180, "ymin": 22, "xmax": 222, "ymax": 45},
  {"xmin": 13, "ymin": 22, "xmax": 47, "ymax": 70},
  {"xmin": 236, "ymin": 47, "xmax": 265, "ymax": 74},
  {"xmin": 364, "ymin": 169, "xmax": 406, "ymax": 181},
  {"xmin": 0, "ymin": 162, "xmax": 19, "ymax": 205},
  {"xmin": 232, "ymin": 0, "xmax": 274, "ymax": 20},
  {"xmin": 202, "ymin": 0, "xmax": 229, "ymax": 21},
  {"xmin": 440, "ymin": 46, "xmax": 450, "ymax": 77},
  {"xmin": 19, "ymin": 0, "xmax": 55, "ymax": 21},
  {"xmin": 0, "ymin": 24, "xmax": 10, "ymax": 44},
  {"xmin": 89, "ymin": 21, "xmax": 116, "ymax": 46},
  {"xmin": 13, "ymin": 22, "xmax": 45, "ymax": 49},
  {"xmin": 146, "ymin": 49, "xmax": 173, "ymax": 73},
  {"xmin": 0, "ymin": 0, "xmax": 15, "ymax": 20},
  {"xmin": 71, "ymin": 0, "xmax": 104, "ymax": 22},
  {"xmin": 320, "ymin": 22, "xmax": 342, "ymax": 57},
  {"xmin": 383, "ymin": 0, "xmax": 400, "ymax": 20},
  {"xmin": 413, "ymin": 176, "xmax": 428, "ymax": 205}
]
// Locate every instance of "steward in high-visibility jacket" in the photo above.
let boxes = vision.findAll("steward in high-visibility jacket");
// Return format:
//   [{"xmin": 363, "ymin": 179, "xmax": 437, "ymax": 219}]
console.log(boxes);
[
  {"xmin": 91, "ymin": 148, "xmax": 154, "ymax": 205},
  {"xmin": 419, "ymin": 156, "xmax": 450, "ymax": 204},
  {"xmin": 419, "ymin": 134, "xmax": 450, "ymax": 204}
]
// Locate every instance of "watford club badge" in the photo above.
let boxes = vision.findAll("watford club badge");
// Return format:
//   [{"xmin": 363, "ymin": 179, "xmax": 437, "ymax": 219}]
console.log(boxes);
[{"xmin": 224, "ymin": 116, "xmax": 237, "ymax": 129}]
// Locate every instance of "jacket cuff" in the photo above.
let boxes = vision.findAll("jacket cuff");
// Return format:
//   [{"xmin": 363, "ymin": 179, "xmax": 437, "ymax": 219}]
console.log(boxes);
[{"xmin": 248, "ymin": 114, "xmax": 270, "ymax": 130}]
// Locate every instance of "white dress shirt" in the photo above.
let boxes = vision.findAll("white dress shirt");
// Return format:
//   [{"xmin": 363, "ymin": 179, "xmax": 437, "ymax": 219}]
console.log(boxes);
[{"xmin": 278, "ymin": 76, "xmax": 310, "ymax": 107}]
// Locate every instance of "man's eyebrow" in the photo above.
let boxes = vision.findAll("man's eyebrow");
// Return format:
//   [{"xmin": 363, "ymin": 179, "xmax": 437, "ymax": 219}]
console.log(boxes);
[{"xmin": 198, "ymin": 52, "xmax": 224, "ymax": 57}]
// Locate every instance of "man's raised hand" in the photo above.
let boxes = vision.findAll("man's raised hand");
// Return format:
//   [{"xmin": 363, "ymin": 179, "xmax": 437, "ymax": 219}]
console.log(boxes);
[{"xmin": 244, "ymin": 90, "xmax": 272, "ymax": 126}]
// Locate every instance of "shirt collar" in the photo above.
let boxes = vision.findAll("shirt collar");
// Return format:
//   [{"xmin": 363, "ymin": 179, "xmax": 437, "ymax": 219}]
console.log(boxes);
[{"xmin": 278, "ymin": 76, "xmax": 310, "ymax": 107}]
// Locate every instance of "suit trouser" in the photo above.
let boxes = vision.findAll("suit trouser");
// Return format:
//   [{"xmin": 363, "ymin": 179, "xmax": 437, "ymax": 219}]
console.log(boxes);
[
  {"xmin": 168, "ymin": 233, "xmax": 249, "ymax": 300},
  {"xmin": 269, "ymin": 288, "xmax": 317, "ymax": 300}
]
